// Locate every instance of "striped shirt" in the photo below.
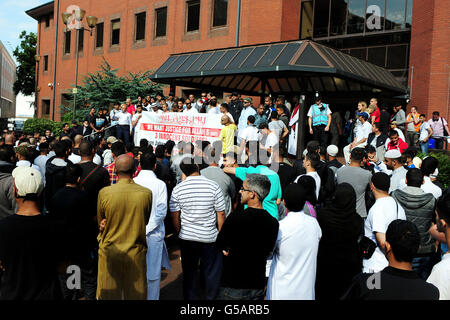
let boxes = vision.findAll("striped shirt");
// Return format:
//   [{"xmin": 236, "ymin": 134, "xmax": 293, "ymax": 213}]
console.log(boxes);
[{"xmin": 169, "ymin": 175, "xmax": 225, "ymax": 243}]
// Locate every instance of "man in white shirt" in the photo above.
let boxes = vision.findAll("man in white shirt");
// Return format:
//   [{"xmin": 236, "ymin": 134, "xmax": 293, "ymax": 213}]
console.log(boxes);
[
  {"xmin": 116, "ymin": 104, "xmax": 132, "ymax": 144},
  {"xmin": 363, "ymin": 172, "xmax": 406, "ymax": 273},
  {"xmin": 238, "ymin": 115, "xmax": 259, "ymax": 153},
  {"xmin": 134, "ymin": 152, "xmax": 171, "ymax": 300},
  {"xmin": 343, "ymin": 112, "xmax": 371, "ymax": 164},
  {"xmin": 219, "ymin": 103, "xmax": 234, "ymax": 123},
  {"xmin": 384, "ymin": 149, "xmax": 408, "ymax": 193},
  {"xmin": 182, "ymin": 99, "xmax": 198, "ymax": 113},
  {"xmin": 420, "ymin": 157, "xmax": 442, "ymax": 199},
  {"xmin": 427, "ymin": 192, "xmax": 450, "ymax": 299},
  {"xmin": 258, "ymin": 123, "xmax": 278, "ymax": 164},
  {"xmin": 294, "ymin": 151, "xmax": 321, "ymax": 200},
  {"xmin": 150, "ymin": 103, "xmax": 163, "ymax": 114},
  {"xmin": 237, "ymin": 98, "xmax": 257, "ymax": 140},
  {"xmin": 267, "ymin": 183, "xmax": 321, "ymax": 300},
  {"xmin": 419, "ymin": 113, "xmax": 433, "ymax": 155}
]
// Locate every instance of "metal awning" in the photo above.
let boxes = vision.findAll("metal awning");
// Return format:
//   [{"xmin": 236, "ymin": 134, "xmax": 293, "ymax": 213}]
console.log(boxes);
[{"xmin": 151, "ymin": 40, "xmax": 406, "ymax": 97}]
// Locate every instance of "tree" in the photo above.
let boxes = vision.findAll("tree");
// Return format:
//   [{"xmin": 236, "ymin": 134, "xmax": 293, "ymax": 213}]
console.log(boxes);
[
  {"xmin": 13, "ymin": 31, "xmax": 37, "ymax": 96},
  {"xmin": 70, "ymin": 57, "xmax": 163, "ymax": 110}
]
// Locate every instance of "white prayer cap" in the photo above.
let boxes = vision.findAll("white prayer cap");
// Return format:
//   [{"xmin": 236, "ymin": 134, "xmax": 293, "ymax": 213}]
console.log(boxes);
[{"xmin": 12, "ymin": 166, "xmax": 44, "ymax": 197}]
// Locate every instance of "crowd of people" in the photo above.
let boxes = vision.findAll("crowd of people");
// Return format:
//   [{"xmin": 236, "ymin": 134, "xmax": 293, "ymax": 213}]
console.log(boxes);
[{"xmin": 0, "ymin": 91, "xmax": 449, "ymax": 301}]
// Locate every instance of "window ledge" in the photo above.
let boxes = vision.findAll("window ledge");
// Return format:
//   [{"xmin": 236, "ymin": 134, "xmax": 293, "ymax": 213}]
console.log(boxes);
[
  {"xmin": 182, "ymin": 30, "xmax": 200, "ymax": 42},
  {"xmin": 208, "ymin": 25, "xmax": 229, "ymax": 39},
  {"xmin": 152, "ymin": 37, "xmax": 168, "ymax": 47},
  {"xmin": 131, "ymin": 40, "xmax": 146, "ymax": 50},
  {"xmin": 108, "ymin": 45, "xmax": 120, "ymax": 53}
]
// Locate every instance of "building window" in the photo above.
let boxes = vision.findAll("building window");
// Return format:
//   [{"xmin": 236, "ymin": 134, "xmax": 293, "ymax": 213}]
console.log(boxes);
[
  {"xmin": 96, "ymin": 22, "xmax": 104, "ymax": 48},
  {"xmin": 386, "ymin": 0, "xmax": 406, "ymax": 30},
  {"xmin": 155, "ymin": 7, "xmax": 168, "ymax": 38},
  {"xmin": 45, "ymin": 15, "xmax": 50, "ymax": 28},
  {"xmin": 212, "ymin": 0, "xmax": 228, "ymax": 27},
  {"xmin": 368, "ymin": 46, "xmax": 386, "ymax": 67},
  {"xmin": 64, "ymin": 30, "xmax": 71, "ymax": 54},
  {"xmin": 406, "ymin": 0, "xmax": 413, "ymax": 28},
  {"xmin": 300, "ymin": 1, "xmax": 313, "ymax": 39},
  {"xmin": 78, "ymin": 29, "xmax": 84, "ymax": 52},
  {"xmin": 330, "ymin": 0, "xmax": 347, "ymax": 36},
  {"xmin": 313, "ymin": 0, "xmax": 330, "ymax": 38},
  {"xmin": 43, "ymin": 55, "xmax": 48, "ymax": 72},
  {"xmin": 111, "ymin": 19, "xmax": 121, "ymax": 46},
  {"xmin": 135, "ymin": 12, "xmax": 146, "ymax": 41},
  {"xmin": 42, "ymin": 100, "xmax": 51, "ymax": 116},
  {"xmin": 186, "ymin": 0, "xmax": 200, "ymax": 32},
  {"xmin": 347, "ymin": 0, "xmax": 365, "ymax": 34}
]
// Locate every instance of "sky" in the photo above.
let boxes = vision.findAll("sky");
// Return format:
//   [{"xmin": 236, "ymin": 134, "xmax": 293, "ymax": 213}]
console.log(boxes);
[{"xmin": 0, "ymin": 0, "xmax": 49, "ymax": 63}]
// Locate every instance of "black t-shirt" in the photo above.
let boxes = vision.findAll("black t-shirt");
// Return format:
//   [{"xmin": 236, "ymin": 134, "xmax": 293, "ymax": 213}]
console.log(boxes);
[
  {"xmin": 91, "ymin": 115, "xmax": 107, "ymax": 131},
  {"xmin": 79, "ymin": 161, "xmax": 110, "ymax": 210},
  {"xmin": 0, "ymin": 214, "xmax": 63, "ymax": 300},
  {"xmin": 341, "ymin": 266, "xmax": 439, "ymax": 300},
  {"xmin": 326, "ymin": 159, "xmax": 343, "ymax": 170},
  {"xmin": 274, "ymin": 162, "xmax": 297, "ymax": 195},
  {"xmin": 48, "ymin": 187, "xmax": 97, "ymax": 262},
  {"xmin": 216, "ymin": 207, "xmax": 279, "ymax": 290}
]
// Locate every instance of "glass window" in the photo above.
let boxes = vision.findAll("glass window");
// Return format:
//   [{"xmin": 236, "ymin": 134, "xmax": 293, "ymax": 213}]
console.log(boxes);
[
  {"xmin": 347, "ymin": 0, "xmax": 365, "ymax": 34},
  {"xmin": 111, "ymin": 19, "xmax": 120, "ymax": 45},
  {"xmin": 45, "ymin": 15, "xmax": 50, "ymax": 28},
  {"xmin": 367, "ymin": 46, "xmax": 386, "ymax": 67},
  {"xmin": 78, "ymin": 29, "xmax": 84, "ymax": 52},
  {"xmin": 386, "ymin": 0, "xmax": 406, "ymax": 30},
  {"xmin": 64, "ymin": 31, "xmax": 71, "ymax": 54},
  {"xmin": 350, "ymin": 48, "xmax": 367, "ymax": 60},
  {"xmin": 330, "ymin": 0, "xmax": 347, "ymax": 36},
  {"xmin": 386, "ymin": 45, "xmax": 407, "ymax": 69},
  {"xmin": 313, "ymin": 0, "xmax": 329, "ymax": 38},
  {"xmin": 406, "ymin": 0, "xmax": 413, "ymax": 28},
  {"xmin": 96, "ymin": 22, "xmax": 104, "ymax": 48},
  {"xmin": 155, "ymin": 7, "xmax": 168, "ymax": 38},
  {"xmin": 300, "ymin": 1, "xmax": 313, "ymax": 39},
  {"xmin": 43, "ymin": 55, "xmax": 48, "ymax": 71},
  {"xmin": 366, "ymin": 0, "xmax": 385, "ymax": 32},
  {"xmin": 213, "ymin": 0, "xmax": 228, "ymax": 27},
  {"xmin": 186, "ymin": 0, "xmax": 200, "ymax": 32},
  {"xmin": 135, "ymin": 12, "xmax": 146, "ymax": 41}
]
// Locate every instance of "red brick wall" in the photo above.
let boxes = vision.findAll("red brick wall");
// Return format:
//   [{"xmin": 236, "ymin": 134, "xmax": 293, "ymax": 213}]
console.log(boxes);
[{"xmin": 409, "ymin": 0, "xmax": 450, "ymax": 120}]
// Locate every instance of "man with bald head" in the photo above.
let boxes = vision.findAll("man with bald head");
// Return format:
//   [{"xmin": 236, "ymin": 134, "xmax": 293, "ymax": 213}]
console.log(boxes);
[
  {"xmin": 96, "ymin": 154, "xmax": 152, "ymax": 300},
  {"xmin": 219, "ymin": 115, "xmax": 237, "ymax": 155}
]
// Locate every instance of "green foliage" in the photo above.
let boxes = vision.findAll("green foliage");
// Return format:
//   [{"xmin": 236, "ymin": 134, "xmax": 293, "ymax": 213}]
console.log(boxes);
[
  {"xmin": 13, "ymin": 31, "xmax": 37, "ymax": 96},
  {"xmin": 59, "ymin": 105, "xmax": 90, "ymax": 124},
  {"xmin": 23, "ymin": 118, "xmax": 63, "ymax": 137},
  {"xmin": 417, "ymin": 151, "xmax": 450, "ymax": 188},
  {"xmin": 69, "ymin": 58, "xmax": 163, "ymax": 110}
]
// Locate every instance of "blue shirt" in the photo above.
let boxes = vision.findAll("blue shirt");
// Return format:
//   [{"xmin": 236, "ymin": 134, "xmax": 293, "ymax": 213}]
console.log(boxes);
[{"xmin": 235, "ymin": 166, "xmax": 282, "ymax": 220}]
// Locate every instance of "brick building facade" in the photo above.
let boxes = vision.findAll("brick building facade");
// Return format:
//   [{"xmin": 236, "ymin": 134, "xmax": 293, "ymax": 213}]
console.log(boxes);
[{"xmin": 27, "ymin": 0, "xmax": 448, "ymax": 121}]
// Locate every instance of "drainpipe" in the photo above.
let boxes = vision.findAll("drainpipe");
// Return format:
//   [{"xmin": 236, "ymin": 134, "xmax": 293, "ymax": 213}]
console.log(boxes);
[
  {"xmin": 235, "ymin": 0, "xmax": 241, "ymax": 47},
  {"xmin": 51, "ymin": 0, "xmax": 60, "ymax": 120}
]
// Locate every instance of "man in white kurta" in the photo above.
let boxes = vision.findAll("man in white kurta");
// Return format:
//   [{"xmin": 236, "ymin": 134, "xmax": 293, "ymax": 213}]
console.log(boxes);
[
  {"xmin": 266, "ymin": 183, "xmax": 322, "ymax": 300},
  {"xmin": 134, "ymin": 152, "xmax": 171, "ymax": 300}
]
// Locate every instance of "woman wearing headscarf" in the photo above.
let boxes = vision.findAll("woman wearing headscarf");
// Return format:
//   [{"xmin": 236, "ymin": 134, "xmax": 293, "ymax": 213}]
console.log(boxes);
[{"xmin": 315, "ymin": 183, "xmax": 363, "ymax": 300}]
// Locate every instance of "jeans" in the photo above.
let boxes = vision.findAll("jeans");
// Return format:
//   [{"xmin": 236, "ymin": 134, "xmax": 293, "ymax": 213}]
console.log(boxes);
[
  {"xmin": 217, "ymin": 287, "xmax": 265, "ymax": 300},
  {"xmin": 180, "ymin": 240, "xmax": 223, "ymax": 300},
  {"xmin": 312, "ymin": 125, "xmax": 329, "ymax": 147},
  {"xmin": 406, "ymin": 131, "xmax": 419, "ymax": 147},
  {"xmin": 116, "ymin": 125, "xmax": 130, "ymax": 145},
  {"xmin": 419, "ymin": 140, "xmax": 429, "ymax": 155},
  {"xmin": 412, "ymin": 255, "xmax": 434, "ymax": 280}
]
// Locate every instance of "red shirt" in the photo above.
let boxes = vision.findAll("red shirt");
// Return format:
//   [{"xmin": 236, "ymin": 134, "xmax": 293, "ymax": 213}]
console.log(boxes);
[
  {"xmin": 386, "ymin": 138, "xmax": 409, "ymax": 154},
  {"xmin": 371, "ymin": 107, "xmax": 381, "ymax": 123},
  {"xmin": 126, "ymin": 104, "xmax": 135, "ymax": 115}
]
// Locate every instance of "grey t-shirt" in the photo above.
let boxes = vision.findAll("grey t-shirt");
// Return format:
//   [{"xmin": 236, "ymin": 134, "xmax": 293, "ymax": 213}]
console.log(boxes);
[
  {"xmin": 200, "ymin": 166, "xmax": 236, "ymax": 217},
  {"xmin": 336, "ymin": 166, "xmax": 372, "ymax": 218}
]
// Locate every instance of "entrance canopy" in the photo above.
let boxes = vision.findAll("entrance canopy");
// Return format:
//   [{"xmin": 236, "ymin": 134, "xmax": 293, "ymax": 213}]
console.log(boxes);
[{"xmin": 151, "ymin": 40, "xmax": 406, "ymax": 97}]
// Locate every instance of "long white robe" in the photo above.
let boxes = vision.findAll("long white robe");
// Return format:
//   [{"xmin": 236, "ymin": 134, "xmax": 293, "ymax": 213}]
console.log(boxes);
[
  {"xmin": 288, "ymin": 105, "xmax": 300, "ymax": 156},
  {"xmin": 266, "ymin": 211, "xmax": 321, "ymax": 300},
  {"xmin": 134, "ymin": 170, "xmax": 171, "ymax": 300}
]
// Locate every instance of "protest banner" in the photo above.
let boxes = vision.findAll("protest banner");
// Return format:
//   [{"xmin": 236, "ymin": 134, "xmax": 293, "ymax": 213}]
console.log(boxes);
[{"xmin": 134, "ymin": 112, "xmax": 223, "ymax": 146}]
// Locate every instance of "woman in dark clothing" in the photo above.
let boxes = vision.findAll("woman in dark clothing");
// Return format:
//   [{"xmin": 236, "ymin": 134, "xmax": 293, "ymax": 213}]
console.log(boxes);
[{"xmin": 315, "ymin": 183, "xmax": 363, "ymax": 300}]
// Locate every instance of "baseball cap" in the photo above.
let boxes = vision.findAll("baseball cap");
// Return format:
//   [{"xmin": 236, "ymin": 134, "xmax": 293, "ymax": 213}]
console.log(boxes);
[
  {"xmin": 243, "ymin": 97, "xmax": 253, "ymax": 104},
  {"xmin": 357, "ymin": 112, "xmax": 369, "ymax": 120},
  {"xmin": 371, "ymin": 172, "xmax": 390, "ymax": 192},
  {"xmin": 326, "ymin": 145, "xmax": 338, "ymax": 157},
  {"xmin": 15, "ymin": 145, "xmax": 30, "ymax": 157},
  {"xmin": 385, "ymin": 149, "xmax": 402, "ymax": 159},
  {"xmin": 12, "ymin": 166, "xmax": 44, "ymax": 197},
  {"xmin": 107, "ymin": 136, "xmax": 118, "ymax": 144}
]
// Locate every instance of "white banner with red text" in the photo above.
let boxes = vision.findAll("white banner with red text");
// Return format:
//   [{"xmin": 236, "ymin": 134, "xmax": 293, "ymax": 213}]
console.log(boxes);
[{"xmin": 133, "ymin": 112, "xmax": 223, "ymax": 146}]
